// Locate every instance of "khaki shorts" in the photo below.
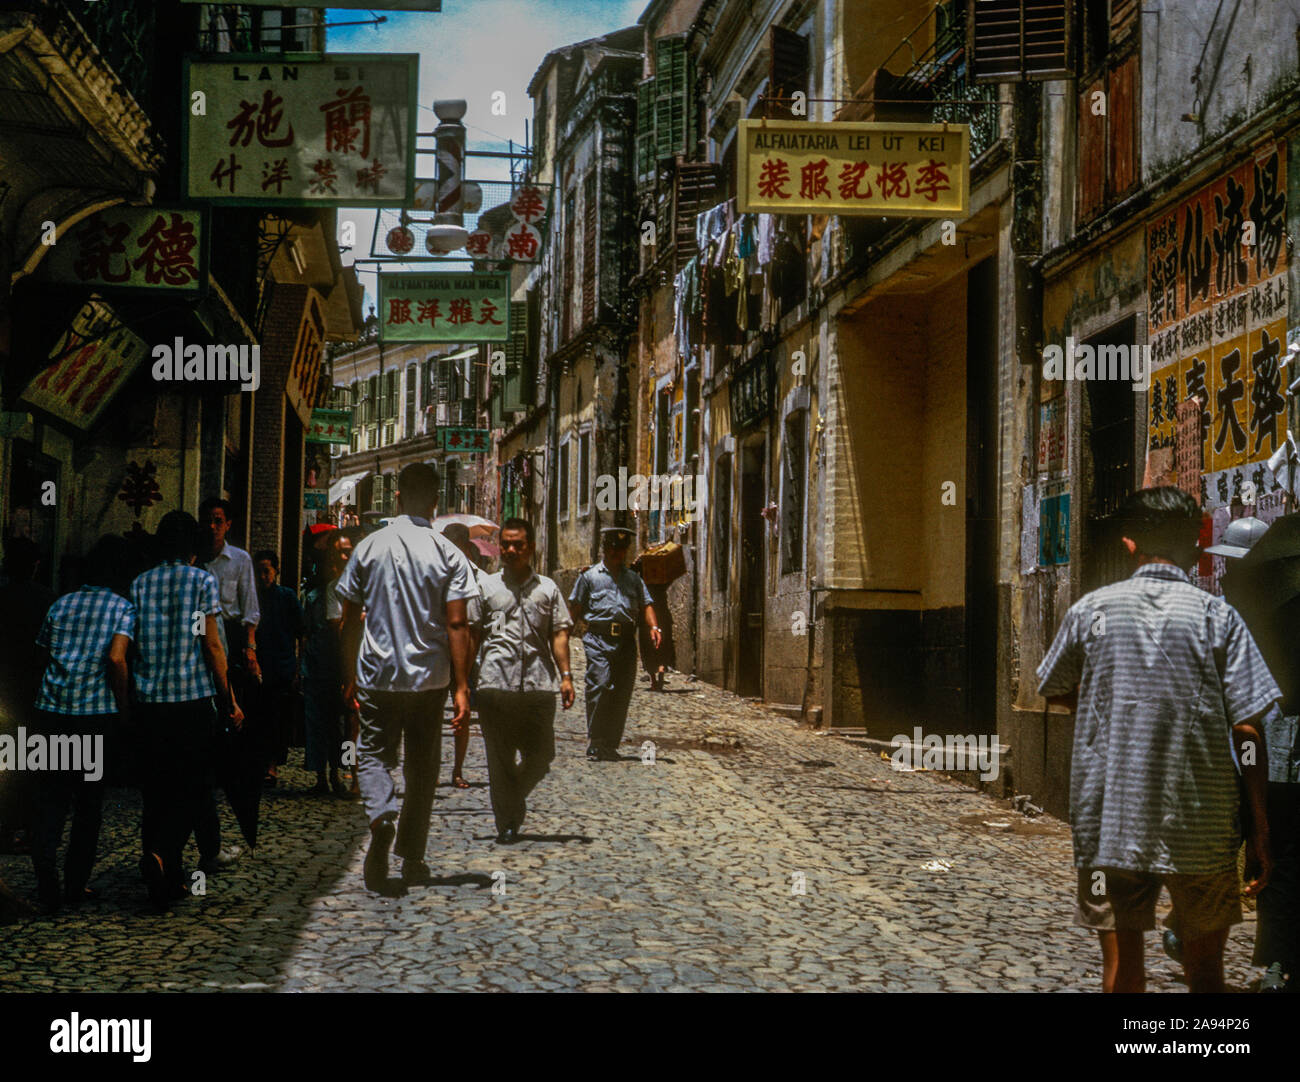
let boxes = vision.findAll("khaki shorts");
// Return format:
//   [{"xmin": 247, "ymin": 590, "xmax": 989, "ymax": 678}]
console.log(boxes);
[{"xmin": 1075, "ymin": 867, "xmax": 1241, "ymax": 937}]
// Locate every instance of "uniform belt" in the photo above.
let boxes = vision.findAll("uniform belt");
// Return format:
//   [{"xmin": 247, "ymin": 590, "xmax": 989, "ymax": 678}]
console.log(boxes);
[{"xmin": 586, "ymin": 619, "xmax": 635, "ymax": 638}]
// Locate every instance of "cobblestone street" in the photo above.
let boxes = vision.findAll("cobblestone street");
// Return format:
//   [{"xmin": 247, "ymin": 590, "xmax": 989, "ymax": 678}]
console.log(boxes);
[{"xmin": 0, "ymin": 645, "xmax": 1259, "ymax": 992}]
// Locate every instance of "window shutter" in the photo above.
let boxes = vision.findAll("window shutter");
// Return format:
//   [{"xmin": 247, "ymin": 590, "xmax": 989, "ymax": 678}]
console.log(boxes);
[
  {"xmin": 674, "ymin": 161, "xmax": 720, "ymax": 270},
  {"xmin": 1110, "ymin": 0, "xmax": 1138, "ymax": 45},
  {"xmin": 969, "ymin": 0, "xmax": 1071, "ymax": 84},
  {"xmin": 367, "ymin": 374, "xmax": 378, "ymax": 424},
  {"xmin": 436, "ymin": 360, "xmax": 452, "ymax": 404},
  {"xmin": 636, "ymin": 78, "xmax": 656, "ymax": 183},
  {"xmin": 768, "ymin": 26, "xmax": 809, "ymax": 119},
  {"xmin": 654, "ymin": 36, "xmax": 687, "ymax": 161},
  {"xmin": 582, "ymin": 171, "xmax": 597, "ymax": 326},
  {"xmin": 503, "ymin": 301, "xmax": 529, "ymax": 411}
]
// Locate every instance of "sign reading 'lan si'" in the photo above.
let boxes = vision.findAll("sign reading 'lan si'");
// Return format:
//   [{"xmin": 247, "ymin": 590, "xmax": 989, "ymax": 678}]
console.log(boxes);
[
  {"xmin": 378, "ymin": 272, "xmax": 510, "ymax": 344},
  {"xmin": 738, "ymin": 120, "xmax": 969, "ymax": 217},
  {"xmin": 184, "ymin": 54, "xmax": 417, "ymax": 206}
]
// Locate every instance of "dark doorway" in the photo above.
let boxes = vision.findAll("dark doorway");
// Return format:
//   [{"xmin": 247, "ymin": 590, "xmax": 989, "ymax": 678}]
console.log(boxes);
[
  {"xmin": 738, "ymin": 439, "xmax": 765, "ymax": 697},
  {"xmin": 1082, "ymin": 315, "xmax": 1139, "ymax": 593},
  {"xmin": 5, "ymin": 439, "xmax": 59, "ymax": 590},
  {"xmin": 965, "ymin": 258, "xmax": 998, "ymax": 734}
]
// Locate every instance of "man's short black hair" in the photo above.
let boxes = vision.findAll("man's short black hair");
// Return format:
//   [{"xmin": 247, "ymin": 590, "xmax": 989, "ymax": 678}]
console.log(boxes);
[
  {"xmin": 397, "ymin": 462, "xmax": 440, "ymax": 512},
  {"xmin": 501, "ymin": 516, "xmax": 534, "ymax": 549},
  {"xmin": 156, "ymin": 511, "xmax": 201, "ymax": 562},
  {"xmin": 1120, "ymin": 486, "xmax": 1202, "ymax": 566},
  {"xmin": 253, "ymin": 549, "xmax": 279, "ymax": 570},
  {"xmin": 83, "ymin": 534, "xmax": 132, "ymax": 594},
  {"xmin": 199, "ymin": 497, "xmax": 235, "ymax": 522}
]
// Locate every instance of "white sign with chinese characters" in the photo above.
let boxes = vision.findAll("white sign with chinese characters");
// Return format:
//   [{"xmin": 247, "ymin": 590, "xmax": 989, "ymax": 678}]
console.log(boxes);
[{"xmin": 184, "ymin": 55, "xmax": 417, "ymax": 206}]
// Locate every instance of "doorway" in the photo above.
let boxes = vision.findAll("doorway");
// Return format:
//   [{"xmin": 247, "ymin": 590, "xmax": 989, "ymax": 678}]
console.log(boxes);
[{"xmin": 738, "ymin": 438, "xmax": 765, "ymax": 697}]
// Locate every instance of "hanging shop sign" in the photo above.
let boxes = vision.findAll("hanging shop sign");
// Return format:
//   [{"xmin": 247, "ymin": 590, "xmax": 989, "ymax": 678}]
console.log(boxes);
[
  {"xmin": 737, "ymin": 119, "xmax": 969, "ymax": 218},
  {"xmin": 183, "ymin": 54, "xmax": 417, "ymax": 207},
  {"xmin": 20, "ymin": 301, "xmax": 149, "ymax": 431},
  {"xmin": 1145, "ymin": 141, "xmax": 1288, "ymax": 509},
  {"xmin": 306, "ymin": 408, "xmax": 352, "ymax": 445},
  {"xmin": 42, "ymin": 207, "xmax": 206, "ymax": 293},
  {"xmin": 437, "ymin": 428, "xmax": 490, "ymax": 453},
  {"xmin": 378, "ymin": 272, "xmax": 510, "ymax": 343}
]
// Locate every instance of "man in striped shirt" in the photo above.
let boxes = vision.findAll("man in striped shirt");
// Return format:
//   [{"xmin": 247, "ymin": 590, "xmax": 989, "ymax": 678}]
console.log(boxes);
[
  {"xmin": 130, "ymin": 511, "xmax": 243, "ymax": 909},
  {"xmin": 1037, "ymin": 486, "xmax": 1275, "ymax": 993},
  {"xmin": 31, "ymin": 535, "xmax": 134, "ymax": 912}
]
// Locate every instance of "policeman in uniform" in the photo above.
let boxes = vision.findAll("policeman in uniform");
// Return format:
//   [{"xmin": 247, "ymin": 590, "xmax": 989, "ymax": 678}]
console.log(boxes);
[{"xmin": 568, "ymin": 527, "xmax": 660, "ymax": 761}]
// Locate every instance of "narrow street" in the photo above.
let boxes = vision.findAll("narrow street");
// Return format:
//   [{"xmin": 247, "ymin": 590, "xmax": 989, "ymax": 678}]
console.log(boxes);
[{"xmin": 0, "ymin": 647, "xmax": 1257, "ymax": 993}]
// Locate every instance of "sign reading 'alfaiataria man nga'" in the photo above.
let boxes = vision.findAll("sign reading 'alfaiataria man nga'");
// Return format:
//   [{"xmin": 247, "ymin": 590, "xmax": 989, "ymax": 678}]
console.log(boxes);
[
  {"xmin": 183, "ymin": 54, "xmax": 417, "ymax": 206},
  {"xmin": 737, "ymin": 119, "xmax": 970, "ymax": 218}
]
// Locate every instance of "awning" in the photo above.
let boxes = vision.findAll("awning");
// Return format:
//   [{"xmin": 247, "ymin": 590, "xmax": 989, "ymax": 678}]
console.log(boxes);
[{"xmin": 329, "ymin": 469, "xmax": 371, "ymax": 504}]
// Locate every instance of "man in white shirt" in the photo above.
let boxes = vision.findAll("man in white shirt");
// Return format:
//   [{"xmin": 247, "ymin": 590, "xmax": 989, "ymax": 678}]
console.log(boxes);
[{"xmin": 337, "ymin": 463, "xmax": 476, "ymax": 891}]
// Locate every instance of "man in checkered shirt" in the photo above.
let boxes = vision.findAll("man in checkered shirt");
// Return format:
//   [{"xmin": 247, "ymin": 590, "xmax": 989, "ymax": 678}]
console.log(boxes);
[
  {"xmin": 130, "ymin": 511, "xmax": 243, "ymax": 909},
  {"xmin": 31, "ymin": 534, "xmax": 135, "ymax": 913}
]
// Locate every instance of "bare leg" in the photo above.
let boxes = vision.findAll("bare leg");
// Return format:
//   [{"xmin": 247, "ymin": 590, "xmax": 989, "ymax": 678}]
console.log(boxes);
[
  {"xmin": 1181, "ymin": 929, "xmax": 1229, "ymax": 993},
  {"xmin": 452, "ymin": 721, "xmax": 470, "ymax": 788},
  {"xmin": 1098, "ymin": 930, "xmax": 1146, "ymax": 993}
]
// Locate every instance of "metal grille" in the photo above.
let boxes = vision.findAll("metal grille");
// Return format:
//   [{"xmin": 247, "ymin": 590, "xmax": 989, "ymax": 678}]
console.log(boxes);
[{"xmin": 70, "ymin": 0, "xmax": 156, "ymax": 113}]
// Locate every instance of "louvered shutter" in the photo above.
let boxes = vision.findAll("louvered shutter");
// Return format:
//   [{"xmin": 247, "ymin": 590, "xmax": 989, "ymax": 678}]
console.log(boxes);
[
  {"xmin": 636, "ymin": 78, "xmax": 656, "ymax": 183},
  {"xmin": 969, "ymin": 0, "xmax": 1071, "ymax": 84},
  {"xmin": 503, "ymin": 301, "xmax": 528, "ymax": 411},
  {"xmin": 654, "ymin": 36, "xmax": 687, "ymax": 161},
  {"xmin": 582, "ymin": 172, "xmax": 597, "ymax": 327},
  {"xmin": 768, "ymin": 26, "xmax": 809, "ymax": 119},
  {"xmin": 674, "ymin": 161, "xmax": 720, "ymax": 270}
]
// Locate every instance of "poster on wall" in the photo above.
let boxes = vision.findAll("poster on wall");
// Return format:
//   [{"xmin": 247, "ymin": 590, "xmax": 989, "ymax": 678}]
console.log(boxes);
[
  {"xmin": 1146, "ymin": 141, "xmax": 1288, "ymax": 510},
  {"xmin": 1038, "ymin": 477, "xmax": 1071, "ymax": 567}
]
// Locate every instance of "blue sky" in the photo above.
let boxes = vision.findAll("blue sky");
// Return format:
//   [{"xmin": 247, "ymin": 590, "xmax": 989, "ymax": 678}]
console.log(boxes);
[{"xmin": 327, "ymin": 0, "xmax": 646, "ymax": 311}]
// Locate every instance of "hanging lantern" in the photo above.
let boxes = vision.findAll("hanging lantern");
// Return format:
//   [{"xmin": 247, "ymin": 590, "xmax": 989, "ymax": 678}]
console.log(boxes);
[{"xmin": 386, "ymin": 225, "xmax": 414, "ymax": 254}]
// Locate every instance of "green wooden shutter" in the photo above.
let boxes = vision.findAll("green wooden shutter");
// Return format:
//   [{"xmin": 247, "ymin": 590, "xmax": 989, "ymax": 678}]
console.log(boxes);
[
  {"xmin": 636, "ymin": 77, "xmax": 655, "ymax": 182},
  {"xmin": 655, "ymin": 36, "xmax": 687, "ymax": 161},
  {"xmin": 502, "ymin": 301, "xmax": 528, "ymax": 411}
]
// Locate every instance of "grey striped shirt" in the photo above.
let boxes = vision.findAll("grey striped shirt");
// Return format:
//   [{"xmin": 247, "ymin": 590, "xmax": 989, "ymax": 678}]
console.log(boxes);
[{"xmin": 1037, "ymin": 563, "xmax": 1280, "ymax": 874}]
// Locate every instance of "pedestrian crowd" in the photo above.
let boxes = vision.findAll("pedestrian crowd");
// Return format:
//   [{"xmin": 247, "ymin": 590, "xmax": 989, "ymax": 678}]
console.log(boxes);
[{"xmin": 0, "ymin": 461, "xmax": 671, "ymax": 919}]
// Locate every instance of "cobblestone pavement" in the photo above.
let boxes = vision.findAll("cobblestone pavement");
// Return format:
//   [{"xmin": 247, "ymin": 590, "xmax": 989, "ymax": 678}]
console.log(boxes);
[{"xmin": 0, "ymin": 643, "xmax": 1261, "ymax": 992}]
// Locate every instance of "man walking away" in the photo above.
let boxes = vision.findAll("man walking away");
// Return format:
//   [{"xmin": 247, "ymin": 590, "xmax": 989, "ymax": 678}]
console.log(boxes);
[
  {"xmin": 1037, "ymin": 486, "xmax": 1275, "ymax": 993},
  {"xmin": 475, "ymin": 518, "xmax": 574, "ymax": 844},
  {"xmin": 253, "ymin": 550, "xmax": 303, "ymax": 788},
  {"xmin": 337, "ymin": 463, "xmax": 475, "ymax": 891},
  {"xmin": 199, "ymin": 497, "xmax": 259, "ymax": 870},
  {"xmin": 301, "ymin": 531, "xmax": 353, "ymax": 796},
  {"xmin": 30, "ymin": 535, "xmax": 134, "ymax": 912},
  {"xmin": 131, "ymin": 511, "xmax": 243, "ymax": 910},
  {"xmin": 568, "ymin": 526, "xmax": 659, "ymax": 761}
]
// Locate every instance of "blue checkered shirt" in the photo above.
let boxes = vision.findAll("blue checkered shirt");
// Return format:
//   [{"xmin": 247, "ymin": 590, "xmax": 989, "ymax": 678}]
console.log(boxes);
[
  {"xmin": 1037, "ymin": 563, "xmax": 1281, "ymax": 874},
  {"xmin": 34, "ymin": 586, "xmax": 135, "ymax": 716},
  {"xmin": 130, "ymin": 561, "xmax": 222, "ymax": 704}
]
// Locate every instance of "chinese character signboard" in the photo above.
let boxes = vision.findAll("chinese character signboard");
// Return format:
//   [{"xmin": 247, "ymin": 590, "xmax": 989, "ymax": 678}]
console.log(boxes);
[
  {"xmin": 184, "ymin": 55, "xmax": 417, "ymax": 206},
  {"xmin": 437, "ymin": 428, "xmax": 490, "ymax": 453},
  {"xmin": 43, "ymin": 207, "xmax": 205, "ymax": 292},
  {"xmin": 21, "ymin": 301, "xmax": 149, "ymax": 431},
  {"xmin": 737, "ymin": 120, "xmax": 969, "ymax": 217},
  {"xmin": 306, "ymin": 408, "xmax": 351, "ymax": 445},
  {"xmin": 1146, "ymin": 141, "xmax": 1288, "ymax": 510},
  {"xmin": 378, "ymin": 272, "xmax": 510, "ymax": 343}
]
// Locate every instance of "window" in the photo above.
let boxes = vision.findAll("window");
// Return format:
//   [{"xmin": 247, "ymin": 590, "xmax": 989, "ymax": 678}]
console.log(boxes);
[
  {"xmin": 405, "ymin": 365, "xmax": 416, "ymax": 436},
  {"xmin": 382, "ymin": 421, "xmax": 394, "ymax": 447},
  {"xmin": 577, "ymin": 429, "xmax": 591, "ymax": 514},
  {"xmin": 582, "ymin": 171, "xmax": 597, "ymax": 327},
  {"xmin": 714, "ymin": 453, "xmax": 731, "ymax": 591},
  {"xmin": 562, "ymin": 190, "xmax": 576, "ymax": 342},
  {"xmin": 384, "ymin": 370, "xmax": 398, "ymax": 421},
  {"xmin": 781, "ymin": 410, "xmax": 807, "ymax": 573},
  {"xmin": 767, "ymin": 26, "xmax": 809, "ymax": 120},
  {"xmin": 636, "ymin": 35, "xmax": 694, "ymax": 185},
  {"xmin": 969, "ymin": 0, "xmax": 1071, "ymax": 84},
  {"xmin": 366, "ymin": 374, "xmax": 379, "ymax": 424},
  {"xmin": 557, "ymin": 437, "xmax": 571, "ymax": 520}
]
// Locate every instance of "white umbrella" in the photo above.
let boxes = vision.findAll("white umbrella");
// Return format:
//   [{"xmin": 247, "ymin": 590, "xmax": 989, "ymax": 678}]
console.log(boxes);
[{"xmin": 432, "ymin": 513, "xmax": 498, "ymax": 538}]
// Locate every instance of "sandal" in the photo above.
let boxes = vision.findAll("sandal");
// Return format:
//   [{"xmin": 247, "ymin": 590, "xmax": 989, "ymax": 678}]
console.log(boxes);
[{"xmin": 452, "ymin": 775, "xmax": 470, "ymax": 789}]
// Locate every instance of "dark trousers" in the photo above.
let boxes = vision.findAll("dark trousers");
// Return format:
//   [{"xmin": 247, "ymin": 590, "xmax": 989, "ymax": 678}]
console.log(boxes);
[
  {"xmin": 1255, "ymin": 782, "xmax": 1300, "ymax": 973},
  {"xmin": 355, "ymin": 687, "xmax": 447, "ymax": 861},
  {"xmin": 137, "ymin": 698, "xmax": 217, "ymax": 890},
  {"xmin": 31, "ymin": 710, "xmax": 111, "ymax": 902},
  {"xmin": 583, "ymin": 635, "xmax": 637, "ymax": 752},
  {"xmin": 477, "ymin": 689, "xmax": 556, "ymax": 834},
  {"xmin": 303, "ymin": 678, "xmax": 344, "ymax": 774}
]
